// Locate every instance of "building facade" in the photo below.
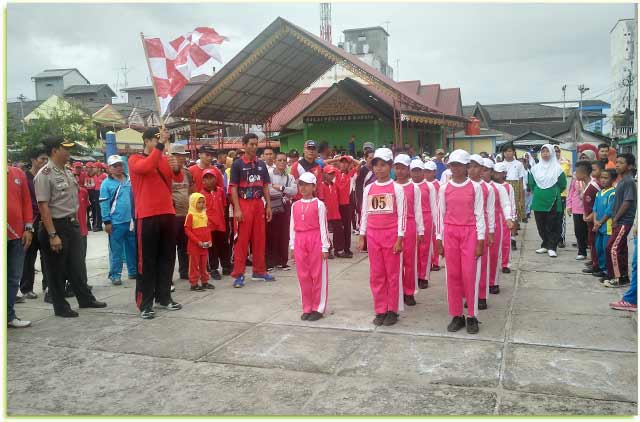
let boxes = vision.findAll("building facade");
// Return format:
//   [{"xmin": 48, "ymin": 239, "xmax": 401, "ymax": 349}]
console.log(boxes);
[
  {"xmin": 31, "ymin": 68, "xmax": 90, "ymax": 100},
  {"xmin": 610, "ymin": 18, "xmax": 637, "ymax": 139}
]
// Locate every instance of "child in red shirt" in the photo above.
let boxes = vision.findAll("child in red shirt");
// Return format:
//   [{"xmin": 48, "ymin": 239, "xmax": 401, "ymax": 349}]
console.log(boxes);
[
  {"xmin": 184, "ymin": 193, "xmax": 213, "ymax": 291},
  {"xmin": 336, "ymin": 156, "xmax": 359, "ymax": 257},
  {"xmin": 201, "ymin": 169, "xmax": 230, "ymax": 280},
  {"xmin": 322, "ymin": 165, "xmax": 345, "ymax": 259}
]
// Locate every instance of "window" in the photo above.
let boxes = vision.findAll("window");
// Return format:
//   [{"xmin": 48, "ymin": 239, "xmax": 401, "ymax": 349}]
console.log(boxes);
[
  {"xmin": 358, "ymin": 35, "xmax": 366, "ymax": 41},
  {"xmin": 46, "ymin": 83, "xmax": 53, "ymax": 87}
]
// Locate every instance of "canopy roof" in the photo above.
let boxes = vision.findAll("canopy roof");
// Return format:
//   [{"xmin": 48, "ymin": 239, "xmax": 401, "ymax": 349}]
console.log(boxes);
[{"xmin": 172, "ymin": 17, "xmax": 465, "ymax": 127}]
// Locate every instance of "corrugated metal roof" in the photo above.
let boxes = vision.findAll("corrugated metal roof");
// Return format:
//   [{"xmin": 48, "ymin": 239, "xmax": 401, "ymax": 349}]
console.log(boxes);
[
  {"xmin": 32, "ymin": 68, "xmax": 90, "ymax": 83},
  {"xmin": 64, "ymin": 84, "xmax": 116, "ymax": 96}
]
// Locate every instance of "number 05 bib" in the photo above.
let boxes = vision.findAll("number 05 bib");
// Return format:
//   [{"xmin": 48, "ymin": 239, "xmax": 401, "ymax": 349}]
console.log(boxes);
[{"xmin": 367, "ymin": 193, "xmax": 394, "ymax": 214}]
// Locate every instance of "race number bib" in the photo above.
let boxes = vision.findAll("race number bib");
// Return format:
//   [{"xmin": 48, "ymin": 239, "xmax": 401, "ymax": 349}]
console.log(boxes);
[{"xmin": 367, "ymin": 193, "xmax": 394, "ymax": 214}]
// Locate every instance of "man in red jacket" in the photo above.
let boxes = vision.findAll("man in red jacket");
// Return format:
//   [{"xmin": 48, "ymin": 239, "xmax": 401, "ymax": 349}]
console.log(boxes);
[
  {"xmin": 189, "ymin": 145, "xmax": 224, "ymax": 193},
  {"xmin": 290, "ymin": 140, "xmax": 325, "ymax": 200},
  {"xmin": 129, "ymin": 127, "xmax": 184, "ymax": 319}
]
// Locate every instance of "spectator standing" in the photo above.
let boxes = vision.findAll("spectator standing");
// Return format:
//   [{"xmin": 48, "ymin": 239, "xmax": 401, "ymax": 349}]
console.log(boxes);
[
  {"xmin": 266, "ymin": 152, "xmax": 297, "ymax": 270},
  {"xmin": 610, "ymin": 224, "xmax": 637, "ymax": 311},
  {"xmin": 555, "ymin": 145, "xmax": 571, "ymax": 248},
  {"xmin": 169, "ymin": 144, "xmax": 193, "ymax": 281},
  {"xmin": 7, "ymin": 163, "xmax": 33, "ymax": 328},
  {"xmin": 201, "ymin": 169, "xmax": 231, "ymax": 279},
  {"xmin": 20, "ymin": 147, "xmax": 49, "ymax": 299},
  {"xmin": 99, "ymin": 155, "xmax": 136, "ymax": 285},
  {"xmin": 189, "ymin": 145, "xmax": 224, "ymax": 193},
  {"xmin": 263, "ymin": 147, "xmax": 276, "ymax": 172},
  {"xmin": 348, "ymin": 135, "xmax": 356, "ymax": 157},
  {"xmin": 129, "ymin": 128, "xmax": 183, "ymax": 319},
  {"xmin": 184, "ymin": 192, "xmax": 213, "ymax": 291},
  {"xmin": 598, "ymin": 143, "xmax": 617, "ymax": 170},
  {"xmin": 291, "ymin": 140, "xmax": 325, "ymax": 200},
  {"xmin": 433, "ymin": 148, "xmax": 447, "ymax": 180}
]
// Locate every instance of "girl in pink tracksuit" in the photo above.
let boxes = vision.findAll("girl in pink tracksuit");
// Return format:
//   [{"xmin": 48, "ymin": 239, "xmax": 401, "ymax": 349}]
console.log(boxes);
[
  {"xmin": 424, "ymin": 161, "xmax": 442, "ymax": 272},
  {"xmin": 469, "ymin": 156, "xmax": 495, "ymax": 310},
  {"xmin": 393, "ymin": 154, "xmax": 425, "ymax": 307},
  {"xmin": 485, "ymin": 162, "xmax": 515, "ymax": 295},
  {"xmin": 493, "ymin": 162, "xmax": 517, "ymax": 274},
  {"xmin": 411, "ymin": 159, "xmax": 437, "ymax": 290},
  {"xmin": 436, "ymin": 149, "xmax": 485, "ymax": 334},
  {"xmin": 358, "ymin": 148, "xmax": 406, "ymax": 327},
  {"xmin": 289, "ymin": 172, "xmax": 331, "ymax": 321}
]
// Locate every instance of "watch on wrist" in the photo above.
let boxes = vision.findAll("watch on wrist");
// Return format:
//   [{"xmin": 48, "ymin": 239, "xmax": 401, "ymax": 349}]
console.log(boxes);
[
  {"xmin": 48, "ymin": 232, "xmax": 58, "ymax": 239},
  {"xmin": 24, "ymin": 224, "xmax": 34, "ymax": 233}
]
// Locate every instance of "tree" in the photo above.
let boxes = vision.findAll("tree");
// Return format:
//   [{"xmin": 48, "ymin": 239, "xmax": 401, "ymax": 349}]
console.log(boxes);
[{"xmin": 8, "ymin": 97, "xmax": 99, "ymax": 161}]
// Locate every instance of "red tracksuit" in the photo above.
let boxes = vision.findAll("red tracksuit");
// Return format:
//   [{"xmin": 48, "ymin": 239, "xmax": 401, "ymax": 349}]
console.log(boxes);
[
  {"xmin": 437, "ymin": 179, "xmax": 485, "ymax": 318},
  {"xmin": 323, "ymin": 180, "xmax": 343, "ymax": 252},
  {"xmin": 184, "ymin": 213, "xmax": 212, "ymax": 286},
  {"xmin": 416, "ymin": 180, "xmax": 437, "ymax": 282},
  {"xmin": 188, "ymin": 164, "xmax": 225, "ymax": 194},
  {"xmin": 360, "ymin": 180, "xmax": 407, "ymax": 315},
  {"xmin": 291, "ymin": 160, "xmax": 325, "ymax": 201},
  {"xmin": 290, "ymin": 198, "xmax": 331, "ymax": 314},
  {"xmin": 488, "ymin": 182, "xmax": 513, "ymax": 288},
  {"xmin": 477, "ymin": 181, "xmax": 496, "ymax": 300},
  {"xmin": 398, "ymin": 181, "xmax": 424, "ymax": 296}
]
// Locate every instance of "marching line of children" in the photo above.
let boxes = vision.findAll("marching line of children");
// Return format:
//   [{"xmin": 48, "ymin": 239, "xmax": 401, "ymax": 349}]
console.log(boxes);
[{"xmin": 285, "ymin": 146, "xmax": 518, "ymax": 333}]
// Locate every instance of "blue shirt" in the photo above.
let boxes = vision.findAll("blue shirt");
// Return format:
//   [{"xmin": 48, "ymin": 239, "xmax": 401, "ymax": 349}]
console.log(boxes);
[
  {"xmin": 435, "ymin": 160, "xmax": 447, "ymax": 180},
  {"xmin": 593, "ymin": 187, "xmax": 616, "ymax": 235},
  {"xmin": 99, "ymin": 175, "xmax": 134, "ymax": 225}
]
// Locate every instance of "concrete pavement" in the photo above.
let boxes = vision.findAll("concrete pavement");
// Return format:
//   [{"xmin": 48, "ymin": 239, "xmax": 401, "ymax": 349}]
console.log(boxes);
[{"xmin": 7, "ymin": 219, "xmax": 637, "ymax": 415}]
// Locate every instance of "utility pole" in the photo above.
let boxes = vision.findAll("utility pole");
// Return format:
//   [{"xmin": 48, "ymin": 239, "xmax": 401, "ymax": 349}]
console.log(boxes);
[
  {"xmin": 561, "ymin": 84, "xmax": 567, "ymax": 122},
  {"xmin": 621, "ymin": 65, "xmax": 635, "ymax": 111},
  {"xmin": 578, "ymin": 84, "xmax": 589, "ymax": 124},
  {"xmin": 17, "ymin": 94, "xmax": 26, "ymax": 132}
]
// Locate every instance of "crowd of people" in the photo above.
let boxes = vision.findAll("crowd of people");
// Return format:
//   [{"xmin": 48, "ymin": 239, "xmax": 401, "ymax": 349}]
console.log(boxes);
[{"xmin": 6, "ymin": 131, "xmax": 637, "ymax": 332}]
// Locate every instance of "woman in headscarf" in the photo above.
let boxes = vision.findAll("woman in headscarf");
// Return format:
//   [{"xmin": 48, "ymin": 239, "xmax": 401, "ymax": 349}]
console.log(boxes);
[
  {"xmin": 580, "ymin": 149, "xmax": 596, "ymax": 162},
  {"xmin": 529, "ymin": 144, "xmax": 568, "ymax": 258}
]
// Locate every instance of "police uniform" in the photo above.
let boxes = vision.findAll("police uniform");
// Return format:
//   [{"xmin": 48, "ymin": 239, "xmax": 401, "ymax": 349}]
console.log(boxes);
[{"xmin": 34, "ymin": 139, "xmax": 103, "ymax": 316}]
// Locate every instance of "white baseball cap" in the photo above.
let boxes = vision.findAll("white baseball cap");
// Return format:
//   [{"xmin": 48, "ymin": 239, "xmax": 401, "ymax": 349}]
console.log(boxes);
[
  {"xmin": 410, "ymin": 159, "xmax": 424, "ymax": 170},
  {"xmin": 424, "ymin": 161, "xmax": 437, "ymax": 171},
  {"xmin": 372, "ymin": 147, "xmax": 393, "ymax": 163},
  {"xmin": 107, "ymin": 155, "xmax": 124, "ymax": 166},
  {"xmin": 494, "ymin": 162, "xmax": 507, "ymax": 173},
  {"xmin": 448, "ymin": 149, "xmax": 471, "ymax": 165},
  {"xmin": 482, "ymin": 158, "xmax": 495, "ymax": 169},
  {"xmin": 393, "ymin": 153, "xmax": 411, "ymax": 167},
  {"xmin": 469, "ymin": 154, "xmax": 484, "ymax": 166},
  {"xmin": 298, "ymin": 172, "xmax": 317, "ymax": 185}
]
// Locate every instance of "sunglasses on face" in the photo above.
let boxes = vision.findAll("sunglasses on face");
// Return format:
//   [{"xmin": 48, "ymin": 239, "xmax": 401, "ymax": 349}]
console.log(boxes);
[
  {"xmin": 111, "ymin": 163, "xmax": 123, "ymax": 168},
  {"xmin": 306, "ymin": 146, "xmax": 316, "ymax": 151}
]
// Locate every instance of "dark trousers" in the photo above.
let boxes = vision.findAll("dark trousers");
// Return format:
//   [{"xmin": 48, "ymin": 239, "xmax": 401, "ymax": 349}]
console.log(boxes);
[
  {"xmin": 21, "ymin": 220, "xmax": 48, "ymax": 293},
  {"xmin": 170, "ymin": 215, "xmax": 189, "ymax": 279},
  {"xmin": 339, "ymin": 204, "xmax": 353, "ymax": 253},
  {"xmin": 560, "ymin": 197, "xmax": 566, "ymax": 244},
  {"xmin": 329, "ymin": 219, "xmax": 345, "ymax": 253},
  {"xmin": 607, "ymin": 224, "xmax": 632, "ymax": 279},
  {"xmin": 350, "ymin": 193, "xmax": 358, "ymax": 231},
  {"xmin": 209, "ymin": 230, "xmax": 232, "ymax": 272},
  {"xmin": 266, "ymin": 204, "xmax": 290, "ymax": 268},
  {"xmin": 573, "ymin": 214, "xmax": 588, "ymax": 256},
  {"xmin": 587, "ymin": 222, "xmax": 598, "ymax": 269},
  {"xmin": 88, "ymin": 189, "xmax": 102, "ymax": 230},
  {"xmin": 8, "ymin": 239, "xmax": 25, "ymax": 321},
  {"xmin": 136, "ymin": 214, "xmax": 175, "ymax": 311},
  {"xmin": 38, "ymin": 218, "xmax": 96, "ymax": 314},
  {"xmin": 534, "ymin": 204, "xmax": 562, "ymax": 251}
]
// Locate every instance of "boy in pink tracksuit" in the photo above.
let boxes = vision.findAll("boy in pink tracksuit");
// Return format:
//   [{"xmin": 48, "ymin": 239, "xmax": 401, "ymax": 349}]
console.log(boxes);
[
  {"xmin": 393, "ymin": 154, "xmax": 425, "ymax": 306},
  {"xmin": 289, "ymin": 172, "xmax": 331, "ymax": 321},
  {"xmin": 485, "ymin": 162, "xmax": 515, "ymax": 294},
  {"xmin": 358, "ymin": 148, "xmax": 406, "ymax": 327},
  {"xmin": 493, "ymin": 162, "xmax": 517, "ymax": 274},
  {"xmin": 411, "ymin": 159, "xmax": 437, "ymax": 290},
  {"xmin": 468, "ymin": 156, "xmax": 495, "ymax": 310},
  {"xmin": 424, "ymin": 160, "xmax": 441, "ymax": 272},
  {"xmin": 436, "ymin": 149, "xmax": 485, "ymax": 334}
]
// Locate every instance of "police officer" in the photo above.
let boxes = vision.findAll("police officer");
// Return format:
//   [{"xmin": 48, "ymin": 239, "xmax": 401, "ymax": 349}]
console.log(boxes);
[{"xmin": 35, "ymin": 136, "xmax": 107, "ymax": 317}]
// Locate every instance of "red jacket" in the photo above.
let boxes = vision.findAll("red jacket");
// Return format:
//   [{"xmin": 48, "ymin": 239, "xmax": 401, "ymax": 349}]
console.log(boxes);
[
  {"xmin": 291, "ymin": 160, "xmax": 325, "ymax": 201},
  {"xmin": 323, "ymin": 181, "xmax": 341, "ymax": 221},
  {"xmin": 189, "ymin": 164, "xmax": 224, "ymax": 193},
  {"xmin": 129, "ymin": 146, "xmax": 183, "ymax": 219},
  {"xmin": 95, "ymin": 173, "xmax": 107, "ymax": 190},
  {"xmin": 336, "ymin": 168, "xmax": 357, "ymax": 205},
  {"xmin": 201, "ymin": 188, "xmax": 226, "ymax": 233},
  {"xmin": 184, "ymin": 214, "xmax": 212, "ymax": 256},
  {"xmin": 78, "ymin": 187, "xmax": 89, "ymax": 236},
  {"xmin": 7, "ymin": 167, "xmax": 32, "ymax": 240}
]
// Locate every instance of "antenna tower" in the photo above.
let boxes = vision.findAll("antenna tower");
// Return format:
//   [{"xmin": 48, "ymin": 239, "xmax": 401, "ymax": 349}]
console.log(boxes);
[{"xmin": 320, "ymin": 3, "xmax": 332, "ymax": 43}]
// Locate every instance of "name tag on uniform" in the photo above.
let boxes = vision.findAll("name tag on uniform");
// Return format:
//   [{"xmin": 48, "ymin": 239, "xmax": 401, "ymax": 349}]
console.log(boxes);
[{"xmin": 367, "ymin": 193, "xmax": 394, "ymax": 214}]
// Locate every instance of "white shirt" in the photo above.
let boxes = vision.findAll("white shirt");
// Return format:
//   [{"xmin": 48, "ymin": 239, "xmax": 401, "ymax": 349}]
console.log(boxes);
[{"xmin": 502, "ymin": 159, "xmax": 525, "ymax": 181}]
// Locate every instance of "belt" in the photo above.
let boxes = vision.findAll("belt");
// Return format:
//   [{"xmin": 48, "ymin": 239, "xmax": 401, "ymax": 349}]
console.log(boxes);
[{"xmin": 53, "ymin": 215, "xmax": 79, "ymax": 223}]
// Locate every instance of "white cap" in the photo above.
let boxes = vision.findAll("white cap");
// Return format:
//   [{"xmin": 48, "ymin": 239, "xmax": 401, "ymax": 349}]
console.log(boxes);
[
  {"xmin": 424, "ymin": 161, "xmax": 437, "ymax": 171},
  {"xmin": 448, "ymin": 149, "xmax": 471, "ymax": 165},
  {"xmin": 469, "ymin": 154, "xmax": 484, "ymax": 166},
  {"xmin": 373, "ymin": 147, "xmax": 393, "ymax": 162},
  {"xmin": 107, "ymin": 155, "xmax": 124, "ymax": 166},
  {"xmin": 482, "ymin": 158, "xmax": 495, "ymax": 169},
  {"xmin": 410, "ymin": 159, "xmax": 424, "ymax": 170},
  {"xmin": 494, "ymin": 162, "xmax": 507, "ymax": 173},
  {"xmin": 393, "ymin": 153, "xmax": 411, "ymax": 167},
  {"xmin": 298, "ymin": 172, "xmax": 317, "ymax": 185}
]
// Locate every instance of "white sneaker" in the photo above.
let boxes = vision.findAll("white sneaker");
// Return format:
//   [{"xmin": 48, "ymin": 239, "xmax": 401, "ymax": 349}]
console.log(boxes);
[
  {"xmin": 575, "ymin": 255, "xmax": 586, "ymax": 260},
  {"xmin": 548, "ymin": 250, "xmax": 558, "ymax": 258},
  {"xmin": 535, "ymin": 248, "xmax": 548, "ymax": 254},
  {"xmin": 8, "ymin": 318, "xmax": 31, "ymax": 328}
]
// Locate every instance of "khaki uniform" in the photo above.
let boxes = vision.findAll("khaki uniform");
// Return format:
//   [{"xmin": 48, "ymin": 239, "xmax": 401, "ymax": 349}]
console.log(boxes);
[{"xmin": 34, "ymin": 161, "xmax": 78, "ymax": 218}]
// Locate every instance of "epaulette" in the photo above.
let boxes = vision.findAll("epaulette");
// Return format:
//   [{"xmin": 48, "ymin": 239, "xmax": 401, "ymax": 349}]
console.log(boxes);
[{"xmin": 41, "ymin": 167, "xmax": 51, "ymax": 175}]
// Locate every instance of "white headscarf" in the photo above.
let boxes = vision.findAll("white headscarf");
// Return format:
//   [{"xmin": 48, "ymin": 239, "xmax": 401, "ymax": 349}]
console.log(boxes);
[{"xmin": 531, "ymin": 144, "xmax": 563, "ymax": 189}]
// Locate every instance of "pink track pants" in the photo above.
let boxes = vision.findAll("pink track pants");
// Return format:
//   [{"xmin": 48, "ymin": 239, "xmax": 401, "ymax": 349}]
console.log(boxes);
[
  {"xmin": 418, "ymin": 213, "xmax": 434, "ymax": 282},
  {"xmin": 443, "ymin": 224, "xmax": 481, "ymax": 318},
  {"xmin": 294, "ymin": 230, "xmax": 329, "ymax": 314},
  {"xmin": 501, "ymin": 220, "xmax": 511, "ymax": 268},
  {"xmin": 478, "ymin": 228, "xmax": 491, "ymax": 300},
  {"xmin": 489, "ymin": 222, "xmax": 503, "ymax": 287},
  {"xmin": 367, "ymin": 227, "xmax": 404, "ymax": 315},
  {"xmin": 402, "ymin": 219, "xmax": 418, "ymax": 296}
]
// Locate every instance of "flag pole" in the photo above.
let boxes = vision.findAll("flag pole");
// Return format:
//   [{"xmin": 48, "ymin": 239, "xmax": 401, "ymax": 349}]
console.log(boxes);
[{"xmin": 140, "ymin": 32, "xmax": 165, "ymax": 130}]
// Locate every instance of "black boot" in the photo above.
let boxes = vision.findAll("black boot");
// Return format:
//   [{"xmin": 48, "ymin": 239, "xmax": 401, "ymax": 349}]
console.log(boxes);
[{"xmin": 447, "ymin": 316, "xmax": 466, "ymax": 332}]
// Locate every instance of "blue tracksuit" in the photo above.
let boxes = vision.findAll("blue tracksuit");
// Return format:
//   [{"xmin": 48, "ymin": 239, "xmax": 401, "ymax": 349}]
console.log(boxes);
[{"xmin": 593, "ymin": 187, "xmax": 615, "ymax": 274}]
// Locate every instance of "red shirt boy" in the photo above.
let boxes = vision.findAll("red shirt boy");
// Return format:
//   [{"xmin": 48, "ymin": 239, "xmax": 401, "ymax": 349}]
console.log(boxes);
[{"xmin": 201, "ymin": 169, "xmax": 226, "ymax": 233}]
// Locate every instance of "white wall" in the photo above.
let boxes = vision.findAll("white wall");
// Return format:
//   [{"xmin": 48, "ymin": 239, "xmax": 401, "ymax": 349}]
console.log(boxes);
[{"xmin": 610, "ymin": 19, "xmax": 637, "ymax": 117}]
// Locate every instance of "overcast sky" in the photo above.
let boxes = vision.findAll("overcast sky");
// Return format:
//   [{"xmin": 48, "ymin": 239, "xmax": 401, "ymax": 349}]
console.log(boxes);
[{"xmin": 6, "ymin": 2, "xmax": 635, "ymax": 107}]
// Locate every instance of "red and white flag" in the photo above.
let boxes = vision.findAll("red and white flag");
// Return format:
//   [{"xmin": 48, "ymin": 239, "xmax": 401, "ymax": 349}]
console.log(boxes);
[{"xmin": 143, "ymin": 27, "xmax": 227, "ymax": 116}]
